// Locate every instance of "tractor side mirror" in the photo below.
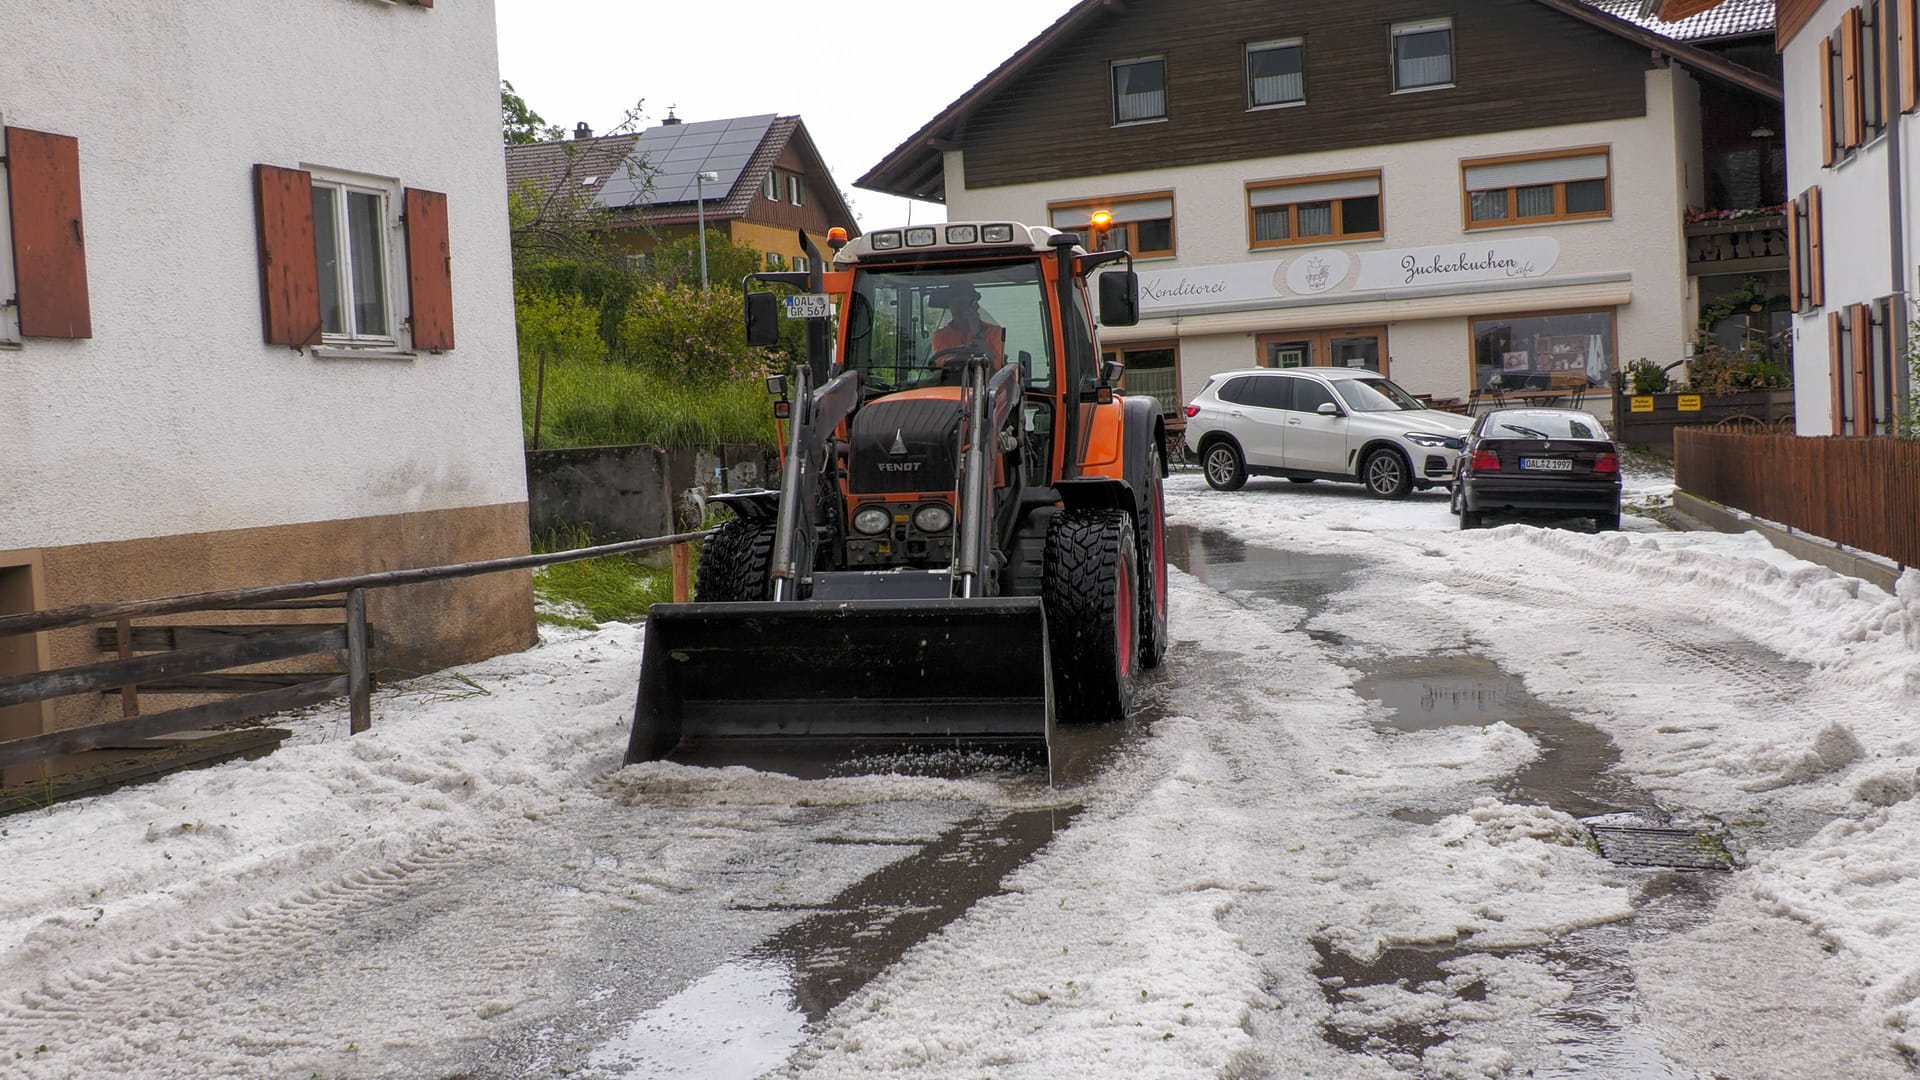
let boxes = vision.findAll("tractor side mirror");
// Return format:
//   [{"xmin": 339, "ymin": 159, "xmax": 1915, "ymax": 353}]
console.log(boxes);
[
  {"xmin": 744, "ymin": 292, "xmax": 780, "ymax": 347},
  {"xmin": 1100, "ymin": 359, "xmax": 1125, "ymax": 385},
  {"xmin": 1098, "ymin": 270, "xmax": 1140, "ymax": 327}
]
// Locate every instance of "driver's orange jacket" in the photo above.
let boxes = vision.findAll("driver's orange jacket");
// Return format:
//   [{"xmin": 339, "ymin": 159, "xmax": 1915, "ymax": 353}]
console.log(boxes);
[{"xmin": 930, "ymin": 320, "xmax": 1006, "ymax": 367}]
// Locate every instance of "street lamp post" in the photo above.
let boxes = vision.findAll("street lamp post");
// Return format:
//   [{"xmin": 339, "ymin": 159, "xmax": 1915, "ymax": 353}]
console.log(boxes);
[{"xmin": 695, "ymin": 170, "xmax": 719, "ymax": 290}]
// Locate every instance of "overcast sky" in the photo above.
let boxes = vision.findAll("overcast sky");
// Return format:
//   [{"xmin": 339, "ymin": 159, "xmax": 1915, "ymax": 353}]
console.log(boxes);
[{"xmin": 492, "ymin": 0, "xmax": 1080, "ymax": 229}]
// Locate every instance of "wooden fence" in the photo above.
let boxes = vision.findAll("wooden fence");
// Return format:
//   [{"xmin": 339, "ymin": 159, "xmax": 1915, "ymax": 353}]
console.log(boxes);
[
  {"xmin": 1675, "ymin": 429, "xmax": 1920, "ymax": 572},
  {"xmin": 0, "ymin": 529, "xmax": 712, "ymax": 774}
]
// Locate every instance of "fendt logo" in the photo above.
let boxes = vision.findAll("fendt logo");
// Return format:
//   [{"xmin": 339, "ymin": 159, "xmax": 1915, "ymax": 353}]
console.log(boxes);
[{"xmin": 877, "ymin": 461, "xmax": 922, "ymax": 472}]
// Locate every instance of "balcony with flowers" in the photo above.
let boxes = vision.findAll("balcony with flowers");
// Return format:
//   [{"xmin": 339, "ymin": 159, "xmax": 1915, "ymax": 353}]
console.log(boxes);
[{"xmin": 1684, "ymin": 203, "xmax": 1788, "ymax": 276}]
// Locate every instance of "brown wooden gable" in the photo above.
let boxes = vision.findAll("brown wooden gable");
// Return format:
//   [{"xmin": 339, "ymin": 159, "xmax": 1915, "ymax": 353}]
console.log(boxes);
[
  {"xmin": 5, "ymin": 126, "xmax": 92, "ymax": 339},
  {"xmin": 953, "ymin": 0, "xmax": 1658, "ymax": 193},
  {"xmin": 403, "ymin": 188, "xmax": 454, "ymax": 353}
]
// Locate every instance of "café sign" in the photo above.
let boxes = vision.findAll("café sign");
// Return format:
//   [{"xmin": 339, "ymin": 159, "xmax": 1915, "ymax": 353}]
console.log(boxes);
[{"xmin": 1354, "ymin": 237, "xmax": 1560, "ymax": 291}]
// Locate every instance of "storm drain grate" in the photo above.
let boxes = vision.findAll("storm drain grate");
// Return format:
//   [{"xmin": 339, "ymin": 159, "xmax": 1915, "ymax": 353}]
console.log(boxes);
[{"xmin": 1584, "ymin": 813, "xmax": 1733, "ymax": 871}]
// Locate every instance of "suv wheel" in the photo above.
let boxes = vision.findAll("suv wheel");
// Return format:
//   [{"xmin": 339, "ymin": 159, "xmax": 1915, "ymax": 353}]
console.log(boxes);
[
  {"xmin": 1361, "ymin": 448, "xmax": 1412, "ymax": 499},
  {"xmin": 1202, "ymin": 441, "xmax": 1247, "ymax": 491}
]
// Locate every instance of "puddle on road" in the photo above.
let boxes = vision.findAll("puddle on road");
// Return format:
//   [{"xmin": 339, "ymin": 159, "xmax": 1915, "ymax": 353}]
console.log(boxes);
[{"xmin": 1168, "ymin": 525, "xmax": 1362, "ymax": 625}]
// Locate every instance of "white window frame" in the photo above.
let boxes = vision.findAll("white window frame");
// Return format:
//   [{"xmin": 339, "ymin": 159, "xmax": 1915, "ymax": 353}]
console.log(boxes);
[
  {"xmin": 787, "ymin": 175, "xmax": 803, "ymax": 206},
  {"xmin": 0, "ymin": 123, "xmax": 20, "ymax": 347},
  {"xmin": 1111, "ymin": 56, "xmax": 1168, "ymax": 126},
  {"xmin": 307, "ymin": 166, "xmax": 406, "ymax": 350},
  {"xmin": 1391, "ymin": 18, "xmax": 1454, "ymax": 93},
  {"xmin": 1246, "ymin": 38, "xmax": 1306, "ymax": 110},
  {"xmin": 763, "ymin": 171, "xmax": 780, "ymax": 201}
]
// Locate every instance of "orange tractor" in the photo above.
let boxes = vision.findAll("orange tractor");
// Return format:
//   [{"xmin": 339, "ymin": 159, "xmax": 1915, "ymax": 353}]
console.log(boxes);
[{"xmin": 626, "ymin": 222, "xmax": 1169, "ymax": 768}]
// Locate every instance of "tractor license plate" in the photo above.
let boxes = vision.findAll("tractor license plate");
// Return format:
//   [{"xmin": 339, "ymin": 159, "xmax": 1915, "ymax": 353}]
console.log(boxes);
[
  {"xmin": 785, "ymin": 294, "xmax": 831, "ymax": 319},
  {"xmin": 1520, "ymin": 457, "xmax": 1572, "ymax": 471}
]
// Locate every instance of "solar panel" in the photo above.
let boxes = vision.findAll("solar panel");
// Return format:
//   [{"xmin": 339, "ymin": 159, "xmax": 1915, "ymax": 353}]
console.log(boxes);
[{"xmin": 596, "ymin": 114, "xmax": 777, "ymax": 210}]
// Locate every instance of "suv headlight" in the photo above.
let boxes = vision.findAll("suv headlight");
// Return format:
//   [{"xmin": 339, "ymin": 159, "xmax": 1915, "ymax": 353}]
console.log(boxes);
[{"xmin": 1405, "ymin": 432, "xmax": 1463, "ymax": 450}]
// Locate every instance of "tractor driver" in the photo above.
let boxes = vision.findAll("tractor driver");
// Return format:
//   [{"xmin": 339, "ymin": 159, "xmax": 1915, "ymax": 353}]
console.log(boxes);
[{"xmin": 929, "ymin": 283, "xmax": 1006, "ymax": 370}]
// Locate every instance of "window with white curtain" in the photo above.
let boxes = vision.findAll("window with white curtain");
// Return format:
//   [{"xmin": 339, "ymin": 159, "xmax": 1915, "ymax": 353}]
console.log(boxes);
[
  {"xmin": 1462, "ymin": 148, "xmax": 1611, "ymax": 228},
  {"xmin": 1392, "ymin": 19, "xmax": 1453, "ymax": 91},
  {"xmin": 1111, "ymin": 57, "xmax": 1167, "ymax": 124},
  {"xmin": 1246, "ymin": 39, "xmax": 1305, "ymax": 108},
  {"xmin": 1246, "ymin": 172, "xmax": 1383, "ymax": 248},
  {"xmin": 1050, "ymin": 192, "xmax": 1176, "ymax": 257}
]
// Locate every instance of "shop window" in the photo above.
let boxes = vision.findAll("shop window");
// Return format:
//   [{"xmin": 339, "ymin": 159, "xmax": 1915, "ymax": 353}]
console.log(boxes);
[
  {"xmin": 1103, "ymin": 343, "xmax": 1180, "ymax": 416},
  {"xmin": 1471, "ymin": 309, "xmax": 1615, "ymax": 393}
]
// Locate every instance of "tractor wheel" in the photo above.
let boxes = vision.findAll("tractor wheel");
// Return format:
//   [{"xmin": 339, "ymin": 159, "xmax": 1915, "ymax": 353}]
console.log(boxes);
[
  {"xmin": 1044, "ymin": 508, "xmax": 1139, "ymax": 724},
  {"xmin": 1136, "ymin": 442, "xmax": 1170, "ymax": 669},
  {"xmin": 694, "ymin": 518, "xmax": 776, "ymax": 602}
]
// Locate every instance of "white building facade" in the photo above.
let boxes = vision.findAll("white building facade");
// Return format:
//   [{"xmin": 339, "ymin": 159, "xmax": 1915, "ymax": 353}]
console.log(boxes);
[{"xmin": 1, "ymin": 0, "xmax": 534, "ymax": 741}]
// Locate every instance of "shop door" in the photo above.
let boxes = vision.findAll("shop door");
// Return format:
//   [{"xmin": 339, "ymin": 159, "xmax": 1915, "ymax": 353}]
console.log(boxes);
[{"xmin": 1259, "ymin": 326, "xmax": 1388, "ymax": 374}]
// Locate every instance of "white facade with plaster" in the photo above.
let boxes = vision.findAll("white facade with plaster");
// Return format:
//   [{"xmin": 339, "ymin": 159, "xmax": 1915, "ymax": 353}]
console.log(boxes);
[
  {"xmin": 0, "ymin": 0, "xmax": 525, "ymax": 550},
  {"xmin": 944, "ymin": 68, "xmax": 1699, "ymax": 418}
]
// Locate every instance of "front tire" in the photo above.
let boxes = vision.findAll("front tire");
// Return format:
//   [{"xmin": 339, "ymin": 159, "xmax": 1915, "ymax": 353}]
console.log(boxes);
[
  {"xmin": 1044, "ymin": 509, "xmax": 1139, "ymax": 723},
  {"xmin": 1459, "ymin": 508, "xmax": 1485, "ymax": 530},
  {"xmin": 1135, "ymin": 443, "xmax": 1170, "ymax": 669},
  {"xmin": 1202, "ymin": 441, "xmax": 1247, "ymax": 491},
  {"xmin": 694, "ymin": 518, "xmax": 776, "ymax": 601},
  {"xmin": 1362, "ymin": 448, "xmax": 1413, "ymax": 499}
]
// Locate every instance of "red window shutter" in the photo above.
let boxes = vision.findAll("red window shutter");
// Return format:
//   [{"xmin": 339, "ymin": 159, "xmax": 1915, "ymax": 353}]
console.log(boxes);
[
  {"xmin": 252, "ymin": 164, "xmax": 322, "ymax": 347},
  {"xmin": 403, "ymin": 188, "xmax": 454, "ymax": 353},
  {"xmin": 1786, "ymin": 198, "xmax": 1802, "ymax": 313},
  {"xmin": 1829, "ymin": 310, "xmax": 1846, "ymax": 433},
  {"xmin": 1843, "ymin": 10, "xmax": 1865, "ymax": 147},
  {"xmin": 1808, "ymin": 186, "xmax": 1826, "ymax": 308},
  {"xmin": 1904, "ymin": 0, "xmax": 1919, "ymax": 112},
  {"xmin": 5, "ymin": 127, "xmax": 92, "ymax": 339}
]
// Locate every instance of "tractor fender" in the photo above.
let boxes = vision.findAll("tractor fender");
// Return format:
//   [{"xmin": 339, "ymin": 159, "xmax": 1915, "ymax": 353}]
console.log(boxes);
[
  {"xmin": 708, "ymin": 488, "xmax": 781, "ymax": 522},
  {"xmin": 1057, "ymin": 397, "xmax": 1164, "ymax": 515}
]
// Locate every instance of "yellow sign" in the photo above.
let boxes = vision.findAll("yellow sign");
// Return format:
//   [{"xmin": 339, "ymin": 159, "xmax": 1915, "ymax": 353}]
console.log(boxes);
[
  {"xmin": 1677, "ymin": 395, "xmax": 1703, "ymax": 412},
  {"xmin": 1630, "ymin": 396, "xmax": 1654, "ymax": 413}
]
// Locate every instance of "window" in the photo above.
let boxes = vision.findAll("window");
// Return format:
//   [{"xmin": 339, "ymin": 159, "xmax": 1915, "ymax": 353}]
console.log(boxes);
[
  {"xmin": 788, "ymin": 175, "xmax": 805, "ymax": 206},
  {"xmin": 793, "ymin": 255, "xmax": 808, "ymax": 272},
  {"xmin": 1822, "ymin": 8, "xmax": 1877, "ymax": 165},
  {"xmin": 1462, "ymin": 148, "xmax": 1610, "ymax": 228},
  {"xmin": 1787, "ymin": 186, "xmax": 1825, "ymax": 312},
  {"xmin": 0, "ymin": 124, "xmax": 93, "ymax": 342},
  {"xmin": 1247, "ymin": 171, "xmax": 1382, "ymax": 247},
  {"xmin": 1103, "ymin": 343, "xmax": 1181, "ymax": 415},
  {"xmin": 1111, "ymin": 57, "xmax": 1167, "ymax": 124},
  {"xmin": 1391, "ymin": 19, "xmax": 1453, "ymax": 91},
  {"xmin": 1471, "ymin": 309, "xmax": 1615, "ymax": 392},
  {"xmin": 1900, "ymin": 0, "xmax": 1919, "ymax": 113},
  {"xmin": 1864, "ymin": 1, "xmax": 1887, "ymax": 142},
  {"xmin": 1258, "ymin": 326, "xmax": 1388, "ymax": 373},
  {"xmin": 311, "ymin": 177, "xmax": 395, "ymax": 343},
  {"xmin": 1246, "ymin": 39, "xmax": 1305, "ymax": 108},
  {"xmin": 1050, "ymin": 192, "xmax": 1175, "ymax": 258},
  {"xmin": 253, "ymin": 163, "xmax": 453, "ymax": 352},
  {"xmin": 766, "ymin": 252, "xmax": 784, "ymax": 269},
  {"xmin": 764, "ymin": 172, "xmax": 780, "ymax": 201}
]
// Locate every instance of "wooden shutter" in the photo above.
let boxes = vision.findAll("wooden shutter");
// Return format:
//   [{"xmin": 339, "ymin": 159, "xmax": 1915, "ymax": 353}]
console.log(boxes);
[
  {"xmin": 403, "ymin": 187, "xmax": 454, "ymax": 353},
  {"xmin": 1844, "ymin": 10, "xmax": 1865, "ymax": 148},
  {"xmin": 1903, "ymin": 0, "xmax": 1918, "ymax": 112},
  {"xmin": 5, "ymin": 127, "xmax": 92, "ymax": 339},
  {"xmin": 252, "ymin": 164, "xmax": 321, "ymax": 348},
  {"xmin": 1808, "ymin": 186, "xmax": 1826, "ymax": 308},
  {"xmin": 1822, "ymin": 37, "xmax": 1837, "ymax": 165},
  {"xmin": 1829, "ymin": 310, "xmax": 1847, "ymax": 433},
  {"xmin": 1852, "ymin": 302, "xmax": 1876, "ymax": 435},
  {"xmin": 1786, "ymin": 197, "xmax": 1802, "ymax": 313}
]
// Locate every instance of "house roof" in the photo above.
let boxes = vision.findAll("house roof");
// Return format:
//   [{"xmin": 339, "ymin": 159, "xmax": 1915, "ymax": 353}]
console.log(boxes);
[
  {"xmin": 504, "ymin": 114, "xmax": 858, "ymax": 232},
  {"xmin": 1579, "ymin": 0, "xmax": 1775, "ymax": 42},
  {"xmin": 857, "ymin": 0, "xmax": 1784, "ymax": 203}
]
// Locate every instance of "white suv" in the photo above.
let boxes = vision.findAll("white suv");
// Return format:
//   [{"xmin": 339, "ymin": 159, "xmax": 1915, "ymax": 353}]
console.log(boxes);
[{"xmin": 1183, "ymin": 367, "xmax": 1473, "ymax": 498}]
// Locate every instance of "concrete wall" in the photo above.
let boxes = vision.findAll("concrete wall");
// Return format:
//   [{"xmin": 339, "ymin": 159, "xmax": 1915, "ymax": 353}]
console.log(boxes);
[{"xmin": 526, "ymin": 444, "xmax": 780, "ymax": 554}]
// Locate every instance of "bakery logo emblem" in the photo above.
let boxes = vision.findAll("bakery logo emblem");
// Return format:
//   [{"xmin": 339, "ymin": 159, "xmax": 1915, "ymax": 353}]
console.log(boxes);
[{"xmin": 1284, "ymin": 249, "xmax": 1351, "ymax": 295}]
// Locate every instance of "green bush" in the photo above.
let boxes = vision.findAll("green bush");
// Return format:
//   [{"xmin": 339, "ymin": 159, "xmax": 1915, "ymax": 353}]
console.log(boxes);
[
  {"xmin": 521, "ymin": 352, "xmax": 775, "ymax": 449},
  {"xmin": 1625, "ymin": 358, "xmax": 1672, "ymax": 395},
  {"xmin": 617, "ymin": 282, "xmax": 768, "ymax": 385}
]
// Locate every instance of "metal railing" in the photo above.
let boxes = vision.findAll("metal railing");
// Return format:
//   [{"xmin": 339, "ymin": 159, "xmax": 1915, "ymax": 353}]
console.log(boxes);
[
  {"xmin": 1675, "ymin": 429, "xmax": 1919, "ymax": 572},
  {"xmin": 0, "ymin": 528, "xmax": 713, "ymax": 771}
]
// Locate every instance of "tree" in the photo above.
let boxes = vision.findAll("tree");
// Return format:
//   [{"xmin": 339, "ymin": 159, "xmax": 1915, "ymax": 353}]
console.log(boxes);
[{"xmin": 501, "ymin": 80, "xmax": 563, "ymax": 145}]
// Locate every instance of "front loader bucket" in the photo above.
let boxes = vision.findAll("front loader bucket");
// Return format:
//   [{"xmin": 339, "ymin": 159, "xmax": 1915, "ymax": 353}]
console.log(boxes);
[{"xmin": 626, "ymin": 597, "xmax": 1053, "ymax": 767}]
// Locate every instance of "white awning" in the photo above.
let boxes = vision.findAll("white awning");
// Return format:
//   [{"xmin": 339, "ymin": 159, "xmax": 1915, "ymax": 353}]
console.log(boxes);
[
  {"xmin": 1249, "ymin": 175, "xmax": 1379, "ymax": 207},
  {"xmin": 1465, "ymin": 153, "xmax": 1608, "ymax": 190}
]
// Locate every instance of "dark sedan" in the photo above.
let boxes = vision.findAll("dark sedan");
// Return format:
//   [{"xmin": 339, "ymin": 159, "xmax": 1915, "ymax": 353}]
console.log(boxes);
[{"xmin": 1450, "ymin": 408, "xmax": 1623, "ymax": 531}]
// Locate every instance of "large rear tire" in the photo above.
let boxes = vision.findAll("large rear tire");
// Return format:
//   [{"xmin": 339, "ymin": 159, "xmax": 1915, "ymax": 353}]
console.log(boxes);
[
  {"xmin": 1136, "ymin": 443, "xmax": 1170, "ymax": 669},
  {"xmin": 694, "ymin": 518, "xmax": 776, "ymax": 602},
  {"xmin": 1044, "ymin": 509, "xmax": 1139, "ymax": 723}
]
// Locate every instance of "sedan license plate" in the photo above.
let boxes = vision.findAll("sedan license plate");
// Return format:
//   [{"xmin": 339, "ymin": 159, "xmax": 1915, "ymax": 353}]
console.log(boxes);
[{"xmin": 1520, "ymin": 457, "xmax": 1573, "ymax": 471}]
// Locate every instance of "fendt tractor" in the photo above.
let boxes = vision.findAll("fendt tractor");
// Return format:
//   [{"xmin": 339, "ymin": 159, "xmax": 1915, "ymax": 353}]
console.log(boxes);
[{"xmin": 625, "ymin": 221, "xmax": 1170, "ymax": 769}]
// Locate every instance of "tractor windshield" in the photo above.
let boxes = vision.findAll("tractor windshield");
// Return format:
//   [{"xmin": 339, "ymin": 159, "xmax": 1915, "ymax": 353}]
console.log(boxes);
[{"xmin": 841, "ymin": 262, "xmax": 1053, "ymax": 394}]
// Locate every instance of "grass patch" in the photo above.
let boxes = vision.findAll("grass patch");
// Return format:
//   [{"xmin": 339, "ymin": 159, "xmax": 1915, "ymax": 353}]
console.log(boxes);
[
  {"xmin": 530, "ymin": 526, "xmax": 694, "ymax": 627},
  {"xmin": 522, "ymin": 354, "xmax": 777, "ymax": 450}
]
